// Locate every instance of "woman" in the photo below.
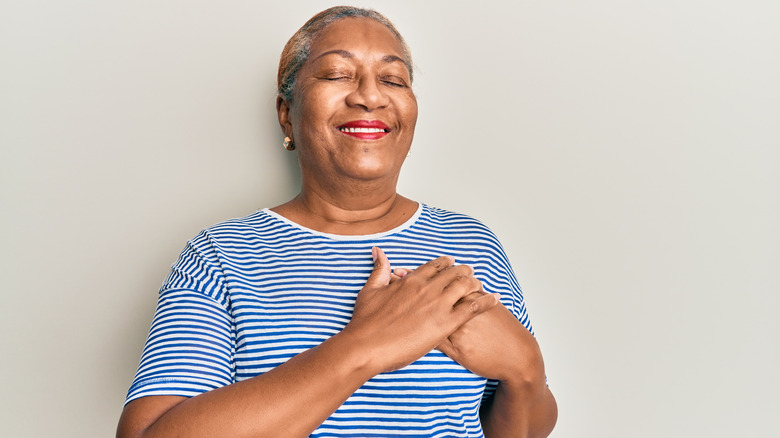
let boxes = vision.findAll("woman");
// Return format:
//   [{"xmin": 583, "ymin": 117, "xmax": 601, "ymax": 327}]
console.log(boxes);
[{"xmin": 118, "ymin": 6, "xmax": 557, "ymax": 438}]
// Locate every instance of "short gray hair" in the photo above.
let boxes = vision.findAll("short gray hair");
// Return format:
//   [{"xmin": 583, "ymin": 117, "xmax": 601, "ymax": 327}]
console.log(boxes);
[{"xmin": 277, "ymin": 6, "xmax": 413, "ymax": 102}]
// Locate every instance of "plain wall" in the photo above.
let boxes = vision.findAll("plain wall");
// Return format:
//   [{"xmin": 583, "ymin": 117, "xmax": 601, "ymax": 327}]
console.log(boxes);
[{"xmin": 1, "ymin": 1, "xmax": 778, "ymax": 436}]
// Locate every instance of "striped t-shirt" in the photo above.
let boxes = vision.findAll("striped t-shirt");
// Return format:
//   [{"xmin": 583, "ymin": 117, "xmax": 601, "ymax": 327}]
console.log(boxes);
[{"xmin": 126, "ymin": 203, "xmax": 534, "ymax": 437}]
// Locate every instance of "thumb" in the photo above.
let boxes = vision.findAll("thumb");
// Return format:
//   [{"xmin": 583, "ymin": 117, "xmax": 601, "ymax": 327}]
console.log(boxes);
[{"xmin": 365, "ymin": 246, "xmax": 392, "ymax": 289}]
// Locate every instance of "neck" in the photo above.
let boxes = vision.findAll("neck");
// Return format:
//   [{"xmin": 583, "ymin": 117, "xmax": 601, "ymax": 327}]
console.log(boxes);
[
  {"xmin": 271, "ymin": 177, "xmax": 417, "ymax": 235},
  {"xmin": 298, "ymin": 188, "xmax": 400, "ymax": 224}
]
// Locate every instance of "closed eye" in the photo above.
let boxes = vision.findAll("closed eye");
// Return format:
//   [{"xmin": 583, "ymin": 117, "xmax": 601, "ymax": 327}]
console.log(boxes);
[
  {"xmin": 319, "ymin": 69, "xmax": 354, "ymax": 81},
  {"xmin": 381, "ymin": 76, "xmax": 408, "ymax": 87}
]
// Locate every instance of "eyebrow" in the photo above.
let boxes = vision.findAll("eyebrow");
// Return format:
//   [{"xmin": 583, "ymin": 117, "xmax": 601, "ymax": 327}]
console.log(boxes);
[{"xmin": 314, "ymin": 50, "xmax": 407, "ymax": 66}]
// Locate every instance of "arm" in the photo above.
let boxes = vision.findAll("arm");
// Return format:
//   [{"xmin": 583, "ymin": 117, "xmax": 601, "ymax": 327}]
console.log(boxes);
[
  {"xmin": 118, "ymin": 326, "xmax": 383, "ymax": 438},
  {"xmin": 477, "ymin": 306, "xmax": 558, "ymax": 438},
  {"xmin": 438, "ymin": 302, "xmax": 557, "ymax": 438},
  {"xmin": 117, "ymin": 248, "xmax": 500, "ymax": 438},
  {"xmin": 481, "ymin": 377, "xmax": 558, "ymax": 438}
]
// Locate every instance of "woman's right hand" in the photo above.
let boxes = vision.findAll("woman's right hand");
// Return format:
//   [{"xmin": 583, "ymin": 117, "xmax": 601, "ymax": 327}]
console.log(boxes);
[{"xmin": 340, "ymin": 247, "xmax": 500, "ymax": 374}]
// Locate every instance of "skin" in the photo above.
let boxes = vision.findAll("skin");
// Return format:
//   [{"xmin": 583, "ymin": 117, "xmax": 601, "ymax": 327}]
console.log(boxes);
[
  {"xmin": 117, "ymin": 17, "xmax": 556, "ymax": 438},
  {"xmin": 273, "ymin": 17, "xmax": 419, "ymax": 233}
]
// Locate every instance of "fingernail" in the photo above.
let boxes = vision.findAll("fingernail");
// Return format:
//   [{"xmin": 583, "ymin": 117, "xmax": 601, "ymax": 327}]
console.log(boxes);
[
  {"xmin": 491, "ymin": 293, "xmax": 501, "ymax": 302},
  {"xmin": 371, "ymin": 246, "xmax": 378, "ymax": 262}
]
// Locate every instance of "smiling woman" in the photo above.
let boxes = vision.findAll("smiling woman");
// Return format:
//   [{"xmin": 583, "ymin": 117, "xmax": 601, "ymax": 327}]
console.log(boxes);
[
  {"xmin": 276, "ymin": 17, "xmax": 418, "ymax": 216},
  {"xmin": 116, "ymin": 6, "xmax": 556, "ymax": 438}
]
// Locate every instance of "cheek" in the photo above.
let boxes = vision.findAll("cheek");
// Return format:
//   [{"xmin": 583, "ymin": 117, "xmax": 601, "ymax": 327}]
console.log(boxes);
[
  {"xmin": 399, "ymin": 94, "xmax": 419, "ymax": 127},
  {"xmin": 290, "ymin": 100, "xmax": 326, "ymax": 142},
  {"xmin": 293, "ymin": 92, "xmax": 344, "ymax": 134}
]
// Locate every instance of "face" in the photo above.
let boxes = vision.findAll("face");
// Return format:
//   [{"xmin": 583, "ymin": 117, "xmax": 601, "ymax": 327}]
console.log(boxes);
[{"xmin": 278, "ymin": 18, "xmax": 418, "ymax": 186}]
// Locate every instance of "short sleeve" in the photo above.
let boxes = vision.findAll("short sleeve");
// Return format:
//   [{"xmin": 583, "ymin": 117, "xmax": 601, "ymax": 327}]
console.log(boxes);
[
  {"xmin": 125, "ymin": 233, "xmax": 235, "ymax": 405},
  {"xmin": 477, "ymin": 229, "xmax": 537, "ymax": 404}
]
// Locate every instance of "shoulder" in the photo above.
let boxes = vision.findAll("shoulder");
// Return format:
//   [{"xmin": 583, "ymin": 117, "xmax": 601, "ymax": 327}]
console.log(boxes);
[
  {"xmin": 202, "ymin": 209, "xmax": 276, "ymax": 235},
  {"xmin": 420, "ymin": 204, "xmax": 491, "ymax": 228},
  {"xmin": 172, "ymin": 209, "xmax": 287, "ymax": 266},
  {"xmin": 415, "ymin": 204, "xmax": 513, "ymax": 259},
  {"xmin": 419, "ymin": 204, "xmax": 501, "ymax": 241},
  {"xmin": 187, "ymin": 209, "xmax": 289, "ymax": 245}
]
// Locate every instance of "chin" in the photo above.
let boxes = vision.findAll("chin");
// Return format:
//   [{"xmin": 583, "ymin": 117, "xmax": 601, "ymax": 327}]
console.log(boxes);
[
  {"xmin": 340, "ymin": 155, "xmax": 402, "ymax": 179},
  {"xmin": 344, "ymin": 164, "xmax": 400, "ymax": 181}
]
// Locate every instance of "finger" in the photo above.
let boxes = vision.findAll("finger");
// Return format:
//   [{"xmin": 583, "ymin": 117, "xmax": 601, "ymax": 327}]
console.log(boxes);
[
  {"xmin": 442, "ymin": 274, "xmax": 483, "ymax": 302},
  {"xmin": 412, "ymin": 255, "xmax": 455, "ymax": 279},
  {"xmin": 393, "ymin": 267, "xmax": 412, "ymax": 278},
  {"xmin": 451, "ymin": 292, "xmax": 500, "ymax": 326},
  {"xmin": 427, "ymin": 264, "xmax": 476, "ymax": 294},
  {"xmin": 453, "ymin": 290, "xmax": 488, "ymax": 306},
  {"xmin": 364, "ymin": 246, "xmax": 392, "ymax": 289}
]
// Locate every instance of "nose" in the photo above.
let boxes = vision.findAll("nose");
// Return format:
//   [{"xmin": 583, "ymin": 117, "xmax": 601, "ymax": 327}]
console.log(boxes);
[{"xmin": 345, "ymin": 76, "xmax": 390, "ymax": 111}]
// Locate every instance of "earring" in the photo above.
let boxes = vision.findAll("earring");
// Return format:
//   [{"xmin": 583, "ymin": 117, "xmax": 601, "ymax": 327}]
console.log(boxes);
[
  {"xmin": 283, "ymin": 136, "xmax": 295, "ymax": 151},
  {"xmin": 406, "ymin": 149, "xmax": 412, "ymax": 157}
]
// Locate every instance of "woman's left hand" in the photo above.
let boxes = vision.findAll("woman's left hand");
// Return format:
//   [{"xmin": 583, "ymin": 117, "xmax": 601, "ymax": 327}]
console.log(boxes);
[{"xmin": 436, "ymin": 294, "xmax": 545, "ymax": 385}]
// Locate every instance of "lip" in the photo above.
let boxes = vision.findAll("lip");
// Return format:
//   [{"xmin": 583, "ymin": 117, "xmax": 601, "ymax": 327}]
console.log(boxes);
[{"xmin": 336, "ymin": 120, "xmax": 391, "ymax": 140}]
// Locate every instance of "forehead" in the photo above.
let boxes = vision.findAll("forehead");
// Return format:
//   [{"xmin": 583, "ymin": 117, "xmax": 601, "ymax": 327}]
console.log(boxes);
[{"xmin": 309, "ymin": 17, "xmax": 406, "ymax": 61}]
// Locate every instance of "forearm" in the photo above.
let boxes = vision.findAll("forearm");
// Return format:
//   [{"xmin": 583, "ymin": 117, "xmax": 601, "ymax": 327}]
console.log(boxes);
[
  {"xmin": 480, "ymin": 326, "xmax": 557, "ymax": 438},
  {"xmin": 481, "ymin": 380, "xmax": 557, "ymax": 438},
  {"xmin": 120, "ymin": 331, "xmax": 378, "ymax": 438}
]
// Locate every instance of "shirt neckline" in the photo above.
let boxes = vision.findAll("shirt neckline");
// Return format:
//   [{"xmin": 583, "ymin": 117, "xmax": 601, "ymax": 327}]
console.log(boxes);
[{"xmin": 261, "ymin": 202, "xmax": 424, "ymax": 241}]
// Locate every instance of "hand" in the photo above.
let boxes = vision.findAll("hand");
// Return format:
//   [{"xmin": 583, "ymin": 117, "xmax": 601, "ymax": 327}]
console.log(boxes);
[
  {"xmin": 437, "ymin": 294, "xmax": 545, "ymax": 385},
  {"xmin": 341, "ymin": 247, "xmax": 500, "ymax": 374}
]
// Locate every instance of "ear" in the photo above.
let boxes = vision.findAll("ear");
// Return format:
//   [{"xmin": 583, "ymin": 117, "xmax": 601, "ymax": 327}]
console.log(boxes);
[{"xmin": 276, "ymin": 95, "xmax": 293, "ymax": 139}]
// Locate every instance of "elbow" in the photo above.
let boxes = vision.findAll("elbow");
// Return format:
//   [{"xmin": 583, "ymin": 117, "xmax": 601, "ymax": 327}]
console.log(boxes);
[{"xmin": 530, "ymin": 387, "xmax": 557, "ymax": 438}]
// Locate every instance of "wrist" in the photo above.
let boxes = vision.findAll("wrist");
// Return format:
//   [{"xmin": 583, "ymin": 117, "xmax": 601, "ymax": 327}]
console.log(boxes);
[{"xmin": 326, "ymin": 328, "xmax": 385, "ymax": 380}]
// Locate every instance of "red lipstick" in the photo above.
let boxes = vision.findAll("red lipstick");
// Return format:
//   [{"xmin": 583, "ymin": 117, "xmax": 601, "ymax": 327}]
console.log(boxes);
[{"xmin": 336, "ymin": 120, "xmax": 390, "ymax": 140}]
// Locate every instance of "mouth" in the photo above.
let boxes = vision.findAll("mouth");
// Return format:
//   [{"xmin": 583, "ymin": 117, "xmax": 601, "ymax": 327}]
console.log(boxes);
[{"xmin": 337, "ymin": 120, "xmax": 391, "ymax": 140}]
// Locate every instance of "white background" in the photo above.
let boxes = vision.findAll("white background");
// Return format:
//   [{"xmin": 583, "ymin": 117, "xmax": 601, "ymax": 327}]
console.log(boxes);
[{"xmin": 1, "ymin": 1, "xmax": 778, "ymax": 436}]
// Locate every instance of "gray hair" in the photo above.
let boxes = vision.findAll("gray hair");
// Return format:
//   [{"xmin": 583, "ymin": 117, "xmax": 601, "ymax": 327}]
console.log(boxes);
[{"xmin": 277, "ymin": 6, "xmax": 413, "ymax": 102}]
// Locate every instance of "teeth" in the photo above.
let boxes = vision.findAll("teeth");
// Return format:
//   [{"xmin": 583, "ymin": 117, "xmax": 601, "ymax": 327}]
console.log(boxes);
[{"xmin": 339, "ymin": 127, "xmax": 387, "ymax": 133}]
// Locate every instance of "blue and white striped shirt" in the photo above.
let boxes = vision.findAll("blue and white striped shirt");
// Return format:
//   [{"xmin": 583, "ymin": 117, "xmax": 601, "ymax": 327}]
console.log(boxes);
[{"xmin": 126, "ymin": 203, "xmax": 534, "ymax": 437}]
